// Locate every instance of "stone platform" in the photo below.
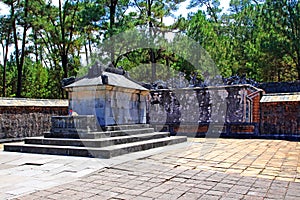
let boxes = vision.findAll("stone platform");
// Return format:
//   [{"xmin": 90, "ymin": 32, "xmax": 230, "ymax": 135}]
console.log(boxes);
[{"xmin": 4, "ymin": 124, "xmax": 187, "ymax": 158}]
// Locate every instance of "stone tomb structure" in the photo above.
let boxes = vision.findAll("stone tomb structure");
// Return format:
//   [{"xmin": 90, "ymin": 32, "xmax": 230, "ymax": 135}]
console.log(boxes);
[
  {"xmin": 4, "ymin": 65, "xmax": 187, "ymax": 158},
  {"xmin": 66, "ymin": 67, "xmax": 148, "ymax": 127}
]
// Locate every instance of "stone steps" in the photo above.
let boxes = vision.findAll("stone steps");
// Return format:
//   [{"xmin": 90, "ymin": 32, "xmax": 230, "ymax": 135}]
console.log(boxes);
[
  {"xmin": 83, "ymin": 128, "xmax": 155, "ymax": 139},
  {"xmin": 4, "ymin": 136, "xmax": 187, "ymax": 158},
  {"xmin": 25, "ymin": 132, "xmax": 170, "ymax": 147},
  {"xmin": 105, "ymin": 124, "xmax": 150, "ymax": 131},
  {"xmin": 45, "ymin": 127, "xmax": 155, "ymax": 139},
  {"xmin": 4, "ymin": 124, "xmax": 187, "ymax": 158}
]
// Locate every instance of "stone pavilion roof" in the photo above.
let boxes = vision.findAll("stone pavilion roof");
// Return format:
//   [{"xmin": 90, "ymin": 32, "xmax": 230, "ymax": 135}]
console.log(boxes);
[{"xmin": 65, "ymin": 71, "xmax": 148, "ymax": 91}]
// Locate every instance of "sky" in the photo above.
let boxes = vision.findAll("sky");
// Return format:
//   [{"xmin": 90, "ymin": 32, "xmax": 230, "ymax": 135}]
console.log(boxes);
[{"xmin": 164, "ymin": 0, "xmax": 230, "ymax": 25}]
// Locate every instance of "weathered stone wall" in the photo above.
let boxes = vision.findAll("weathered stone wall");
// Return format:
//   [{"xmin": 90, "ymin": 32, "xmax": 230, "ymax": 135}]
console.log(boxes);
[
  {"xmin": 259, "ymin": 81, "xmax": 300, "ymax": 93},
  {"xmin": 260, "ymin": 102, "xmax": 300, "ymax": 136},
  {"xmin": 147, "ymin": 85, "xmax": 263, "ymax": 136},
  {"xmin": 0, "ymin": 100, "xmax": 68, "ymax": 139}
]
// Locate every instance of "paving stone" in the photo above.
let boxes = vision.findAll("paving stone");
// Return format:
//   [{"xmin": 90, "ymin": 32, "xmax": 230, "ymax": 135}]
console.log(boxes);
[
  {"xmin": 246, "ymin": 190, "xmax": 266, "ymax": 197},
  {"xmin": 148, "ymin": 186, "xmax": 170, "ymax": 193},
  {"xmin": 198, "ymin": 194, "xmax": 220, "ymax": 200},
  {"xmin": 243, "ymin": 195, "xmax": 264, "ymax": 200},
  {"xmin": 222, "ymin": 192, "xmax": 244, "ymax": 199},
  {"xmin": 266, "ymin": 192, "xmax": 285, "ymax": 199},
  {"xmin": 166, "ymin": 189, "xmax": 186, "ymax": 197},
  {"xmin": 285, "ymin": 196, "xmax": 300, "ymax": 200},
  {"xmin": 140, "ymin": 191, "xmax": 163, "ymax": 198},
  {"xmin": 220, "ymin": 197, "xmax": 238, "ymax": 200},
  {"xmin": 97, "ymin": 190, "xmax": 120, "ymax": 199},
  {"xmin": 156, "ymin": 193, "xmax": 181, "ymax": 199},
  {"xmin": 30, "ymin": 190, "xmax": 53, "ymax": 197},
  {"xmin": 81, "ymin": 194, "xmax": 108, "ymax": 200},
  {"xmin": 133, "ymin": 196, "xmax": 154, "ymax": 200},
  {"xmin": 206, "ymin": 189, "xmax": 225, "ymax": 196},
  {"xmin": 213, "ymin": 183, "xmax": 233, "ymax": 192},
  {"xmin": 229, "ymin": 185, "xmax": 250, "ymax": 194},
  {"xmin": 286, "ymin": 189, "xmax": 300, "ymax": 197},
  {"xmin": 188, "ymin": 187, "xmax": 208, "ymax": 194},
  {"xmin": 123, "ymin": 189, "xmax": 145, "ymax": 196},
  {"xmin": 177, "ymin": 192, "xmax": 202, "ymax": 199}
]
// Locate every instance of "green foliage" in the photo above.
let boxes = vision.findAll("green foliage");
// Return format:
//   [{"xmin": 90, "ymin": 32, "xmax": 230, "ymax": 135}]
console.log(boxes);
[
  {"xmin": 0, "ymin": 0, "xmax": 299, "ymax": 99},
  {"xmin": 187, "ymin": 0, "xmax": 300, "ymax": 82}
]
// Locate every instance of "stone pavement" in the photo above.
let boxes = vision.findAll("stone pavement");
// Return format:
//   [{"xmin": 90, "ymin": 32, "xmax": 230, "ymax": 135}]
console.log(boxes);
[
  {"xmin": 2, "ymin": 138, "xmax": 300, "ymax": 199},
  {"xmin": 0, "ymin": 141, "xmax": 189, "ymax": 199}
]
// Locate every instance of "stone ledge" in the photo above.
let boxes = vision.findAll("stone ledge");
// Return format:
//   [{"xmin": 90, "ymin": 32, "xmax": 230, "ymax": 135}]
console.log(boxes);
[{"xmin": 0, "ymin": 98, "xmax": 68, "ymax": 107}]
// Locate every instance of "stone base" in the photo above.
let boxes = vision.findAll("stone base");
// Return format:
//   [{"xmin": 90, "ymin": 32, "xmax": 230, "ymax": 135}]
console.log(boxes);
[{"xmin": 4, "ymin": 124, "xmax": 187, "ymax": 158}]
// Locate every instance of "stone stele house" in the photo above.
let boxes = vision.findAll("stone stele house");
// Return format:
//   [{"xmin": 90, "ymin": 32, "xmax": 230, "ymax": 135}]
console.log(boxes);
[{"xmin": 64, "ymin": 65, "xmax": 149, "ymax": 128}]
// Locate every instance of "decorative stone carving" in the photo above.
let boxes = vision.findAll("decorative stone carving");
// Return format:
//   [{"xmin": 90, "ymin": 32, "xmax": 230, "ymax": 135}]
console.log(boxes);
[{"xmin": 147, "ymin": 85, "xmax": 259, "ymax": 126}]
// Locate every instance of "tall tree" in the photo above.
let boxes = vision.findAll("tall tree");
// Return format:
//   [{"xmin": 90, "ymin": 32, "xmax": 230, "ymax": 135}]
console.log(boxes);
[
  {"xmin": 132, "ymin": 0, "xmax": 185, "ymax": 82},
  {"xmin": 78, "ymin": 0, "xmax": 105, "ymax": 66},
  {"xmin": 30, "ymin": 0, "xmax": 85, "ymax": 98},
  {"xmin": 3, "ymin": 0, "xmax": 30, "ymax": 97},
  {"xmin": 0, "ymin": 15, "xmax": 12, "ymax": 97},
  {"xmin": 263, "ymin": 0, "xmax": 300, "ymax": 80}
]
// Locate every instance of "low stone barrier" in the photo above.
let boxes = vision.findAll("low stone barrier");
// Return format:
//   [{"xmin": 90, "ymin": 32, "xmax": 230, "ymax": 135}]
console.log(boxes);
[
  {"xmin": 259, "ymin": 81, "xmax": 300, "ymax": 93},
  {"xmin": 0, "ymin": 98, "xmax": 68, "ymax": 139},
  {"xmin": 260, "ymin": 93, "xmax": 300, "ymax": 139}
]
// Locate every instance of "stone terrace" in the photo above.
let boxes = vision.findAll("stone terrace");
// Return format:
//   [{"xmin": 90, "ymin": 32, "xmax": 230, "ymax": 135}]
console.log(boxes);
[{"xmin": 2, "ymin": 138, "xmax": 300, "ymax": 200}]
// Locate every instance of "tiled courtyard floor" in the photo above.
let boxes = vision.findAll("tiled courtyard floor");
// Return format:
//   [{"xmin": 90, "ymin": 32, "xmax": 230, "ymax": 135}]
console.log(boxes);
[{"xmin": 4, "ymin": 138, "xmax": 300, "ymax": 200}]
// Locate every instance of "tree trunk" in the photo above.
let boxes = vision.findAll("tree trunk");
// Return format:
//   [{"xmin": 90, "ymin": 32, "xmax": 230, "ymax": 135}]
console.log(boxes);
[
  {"xmin": 88, "ymin": 36, "xmax": 92, "ymax": 56},
  {"xmin": 85, "ymin": 43, "xmax": 89, "ymax": 65},
  {"xmin": 18, "ymin": 0, "xmax": 29, "ymax": 97},
  {"xmin": 61, "ymin": 54, "xmax": 68, "ymax": 99},
  {"xmin": 147, "ymin": 0, "xmax": 156, "ymax": 82},
  {"xmin": 297, "ymin": 59, "xmax": 300, "ymax": 80},
  {"xmin": 11, "ymin": 2, "xmax": 21, "ymax": 97},
  {"xmin": 109, "ymin": 0, "xmax": 117, "ymax": 66},
  {"xmin": 62, "ymin": 54, "xmax": 68, "ymax": 79},
  {"xmin": 2, "ymin": 38, "xmax": 10, "ymax": 97},
  {"xmin": 33, "ymin": 30, "xmax": 39, "ymax": 63},
  {"xmin": 10, "ymin": 0, "xmax": 29, "ymax": 98}
]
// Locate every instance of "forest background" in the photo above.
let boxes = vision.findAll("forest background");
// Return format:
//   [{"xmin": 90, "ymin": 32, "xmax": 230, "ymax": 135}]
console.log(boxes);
[{"xmin": 0, "ymin": 0, "xmax": 299, "ymax": 99}]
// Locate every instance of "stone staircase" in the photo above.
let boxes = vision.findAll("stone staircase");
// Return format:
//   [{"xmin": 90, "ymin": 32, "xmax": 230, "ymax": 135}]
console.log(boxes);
[{"xmin": 4, "ymin": 124, "xmax": 187, "ymax": 158}]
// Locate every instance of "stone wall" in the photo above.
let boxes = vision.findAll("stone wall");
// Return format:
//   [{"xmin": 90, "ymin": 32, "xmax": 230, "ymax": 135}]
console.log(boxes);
[
  {"xmin": 147, "ymin": 85, "xmax": 263, "ymax": 136},
  {"xmin": 259, "ymin": 81, "xmax": 300, "ymax": 93},
  {"xmin": 0, "ymin": 99, "xmax": 68, "ymax": 139},
  {"xmin": 260, "ymin": 101, "xmax": 300, "ymax": 137}
]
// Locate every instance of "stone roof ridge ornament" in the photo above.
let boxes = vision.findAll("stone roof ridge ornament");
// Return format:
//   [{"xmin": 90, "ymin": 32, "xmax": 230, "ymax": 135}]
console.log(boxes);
[
  {"xmin": 104, "ymin": 63, "xmax": 126, "ymax": 76},
  {"xmin": 87, "ymin": 61, "xmax": 104, "ymax": 78}
]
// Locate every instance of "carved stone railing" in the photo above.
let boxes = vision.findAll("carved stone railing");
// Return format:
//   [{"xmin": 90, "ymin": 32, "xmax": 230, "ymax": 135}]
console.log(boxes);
[{"xmin": 50, "ymin": 115, "xmax": 99, "ymax": 134}]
